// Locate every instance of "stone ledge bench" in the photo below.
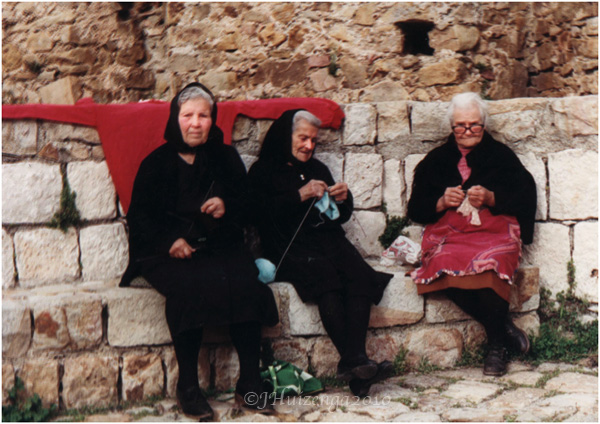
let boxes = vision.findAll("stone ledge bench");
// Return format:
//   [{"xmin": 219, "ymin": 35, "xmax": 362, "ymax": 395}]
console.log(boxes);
[{"xmin": 2, "ymin": 264, "xmax": 539, "ymax": 410}]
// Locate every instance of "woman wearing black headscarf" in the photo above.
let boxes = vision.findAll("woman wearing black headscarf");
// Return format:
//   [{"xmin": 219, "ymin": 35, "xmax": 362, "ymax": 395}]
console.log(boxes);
[
  {"xmin": 120, "ymin": 83, "xmax": 278, "ymax": 418},
  {"xmin": 248, "ymin": 110, "xmax": 394, "ymax": 397}
]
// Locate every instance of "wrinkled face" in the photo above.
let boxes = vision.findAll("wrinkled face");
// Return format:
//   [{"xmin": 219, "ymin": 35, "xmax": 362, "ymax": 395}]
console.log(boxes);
[
  {"xmin": 452, "ymin": 107, "xmax": 484, "ymax": 149},
  {"xmin": 178, "ymin": 98, "xmax": 212, "ymax": 147},
  {"xmin": 291, "ymin": 120, "xmax": 319, "ymax": 162}
]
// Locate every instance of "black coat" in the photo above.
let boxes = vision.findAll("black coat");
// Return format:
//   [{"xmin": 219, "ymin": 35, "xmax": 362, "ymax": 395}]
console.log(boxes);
[
  {"xmin": 122, "ymin": 141, "xmax": 249, "ymax": 273},
  {"xmin": 248, "ymin": 110, "xmax": 392, "ymax": 303},
  {"xmin": 407, "ymin": 132, "xmax": 537, "ymax": 244},
  {"xmin": 119, "ymin": 83, "xmax": 278, "ymax": 336},
  {"xmin": 248, "ymin": 157, "xmax": 353, "ymax": 259}
]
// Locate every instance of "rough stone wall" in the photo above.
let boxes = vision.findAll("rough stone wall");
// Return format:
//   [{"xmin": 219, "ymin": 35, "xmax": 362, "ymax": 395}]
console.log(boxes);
[
  {"xmin": 2, "ymin": 2, "xmax": 598, "ymax": 105},
  {"xmin": 2, "ymin": 95, "xmax": 597, "ymax": 409}
]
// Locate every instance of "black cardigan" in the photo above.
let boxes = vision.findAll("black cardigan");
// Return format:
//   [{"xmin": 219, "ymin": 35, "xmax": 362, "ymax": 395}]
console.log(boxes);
[
  {"xmin": 407, "ymin": 132, "xmax": 536, "ymax": 244},
  {"xmin": 120, "ymin": 141, "xmax": 250, "ymax": 286},
  {"xmin": 248, "ymin": 157, "xmax": 353, "ymax": 261}
]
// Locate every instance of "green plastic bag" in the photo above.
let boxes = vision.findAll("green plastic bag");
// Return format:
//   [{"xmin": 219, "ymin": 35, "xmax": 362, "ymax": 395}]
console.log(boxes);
[{"xmin": 260, "ymin": 360, "xmax": 323, "ymax": 397}]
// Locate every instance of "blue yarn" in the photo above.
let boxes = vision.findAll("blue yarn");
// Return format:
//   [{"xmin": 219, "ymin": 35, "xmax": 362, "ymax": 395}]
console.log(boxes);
[
  {"xmin": 314, "ymin": 192, "xmax": 340, "ymax": 220},
  {"xmin": 255, "ymin": 258, "xmax": 277, "ymax": 284}
]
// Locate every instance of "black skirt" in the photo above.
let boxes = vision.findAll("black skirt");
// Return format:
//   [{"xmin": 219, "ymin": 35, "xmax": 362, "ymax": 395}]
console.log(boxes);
[
  {"xmin": 140, "ymin": 244, "xmax": 279, "ymax": 337},
  {"xmin": 275, "ymin": 231, "xmax": 393, "ymax": 304}
]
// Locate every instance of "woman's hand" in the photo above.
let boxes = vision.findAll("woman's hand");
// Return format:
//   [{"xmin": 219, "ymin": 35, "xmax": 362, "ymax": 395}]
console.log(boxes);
[
  {"xmin": 201, "ymin": 197, "xmax": 225, "ymax": 218},
  {"xmin": 436, "ymin": 185, "xmax": 465, "ymax": 212},
  {"xmin": 329, "ymin": 182, "xmax": 348, "ymax": 202},
  {"xmin": 299, "ymin": 179, "xmax": 328, "ymax": 202},
  {"xmin": 467, "ymin": 185, "xmax": 495, "ymax": 208},
  {"xmin": 169, "ymin": 238, "xmax": 195, "ymax": 259}
]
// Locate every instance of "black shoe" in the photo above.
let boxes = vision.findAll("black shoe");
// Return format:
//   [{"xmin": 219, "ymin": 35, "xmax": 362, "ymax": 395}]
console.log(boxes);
[
  {"xmin": 505, "ymin": 319, "xmax": 530, "ymax": 354},
  {"xmin": 337, "ymin": 358, "xmax": 378, "ymax": 381},
  {"xmin": 234, "ymin": 392, "xmax": 275, "ymax": 414},
  {"xmin": 483, "ymin": 346, "xmax": 507, "ymax": 376},
  {"xmin": 176, "ymin": 386, "xmax": 214, "ymax": 420},
  {"xmin": 234, "ymin": 381, "xmax": 275, "ymax": 414},
  {"xmin": 349, "ymin": 360, "xmax": 394, "ymax": 397}
]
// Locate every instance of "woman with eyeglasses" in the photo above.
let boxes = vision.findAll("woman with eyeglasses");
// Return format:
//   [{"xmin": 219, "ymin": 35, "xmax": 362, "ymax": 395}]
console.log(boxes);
[{"xmin": 407, "ymin": 92, "xmax": 537, "ymax": 376}]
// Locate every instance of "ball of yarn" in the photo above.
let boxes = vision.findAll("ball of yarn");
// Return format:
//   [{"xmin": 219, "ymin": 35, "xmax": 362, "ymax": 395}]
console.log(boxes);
[{"xmin": 255, "ymin": 258, "xmax": 277, "ymax": 283}]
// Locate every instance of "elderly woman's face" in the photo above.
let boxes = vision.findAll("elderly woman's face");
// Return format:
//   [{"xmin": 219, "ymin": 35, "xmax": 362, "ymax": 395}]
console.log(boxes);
[
  {"xmin": 452, "ymin": 107, "xmax": 484, "ymax": 149},
  {"xmin": 291, "ymin": 119, "xmax": 319, "ymax": 162},
  {"xmin": 178, "ymin": 98, "xmax": 212, "ymax": 147}
]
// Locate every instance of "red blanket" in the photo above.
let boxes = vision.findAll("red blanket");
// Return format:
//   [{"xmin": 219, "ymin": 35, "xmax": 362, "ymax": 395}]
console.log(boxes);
[{"xmin": 3, "ymin": 98, "xmax": 344, "ymax": 213}]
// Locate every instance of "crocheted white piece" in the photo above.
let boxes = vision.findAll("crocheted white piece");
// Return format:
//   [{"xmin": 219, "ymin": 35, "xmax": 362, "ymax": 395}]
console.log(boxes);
[{"xmin": 457, "ymin": 197, "xmax": 481, "ymax": 226}]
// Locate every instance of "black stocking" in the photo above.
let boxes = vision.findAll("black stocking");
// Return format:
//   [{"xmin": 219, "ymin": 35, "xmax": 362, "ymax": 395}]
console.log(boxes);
[
  {"xmin": 173, "ymin": 328, "xmax": 203, "ymax": 391},
  {"xmin": 343, "ymin": 295, "xmax": 371, "ymax": 363},
  {"xmin": 317, "ymin": 291, "xmax": 347, "ymax": 357},
  {"xmin": 230, "ymin": 321, "xmax": 262, "ymax": 392},
  {"xmin": 445, "ymin": 288, "xmax": 508, "ymax": 347}
]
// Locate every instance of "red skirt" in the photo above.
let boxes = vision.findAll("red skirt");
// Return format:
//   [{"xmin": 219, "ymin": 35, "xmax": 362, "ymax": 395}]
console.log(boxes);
[{"xmin": 411, "ymin": 208, "xmax": 522, "ymax": 300}]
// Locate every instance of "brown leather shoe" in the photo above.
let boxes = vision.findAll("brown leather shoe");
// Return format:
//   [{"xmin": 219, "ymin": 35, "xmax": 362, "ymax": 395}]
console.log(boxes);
[{"xmin": 505, "ymin": 319, "xmax": 530, "ymax": 354}]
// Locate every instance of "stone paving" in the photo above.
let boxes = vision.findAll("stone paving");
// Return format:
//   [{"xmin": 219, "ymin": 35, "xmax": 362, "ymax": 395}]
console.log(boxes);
[{"xmin": 53, "ymin": 361, "xmax": 598, "ymax": 422}]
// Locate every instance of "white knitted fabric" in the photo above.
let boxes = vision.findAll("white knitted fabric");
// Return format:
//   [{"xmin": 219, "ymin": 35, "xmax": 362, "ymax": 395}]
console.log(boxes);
[{"xmin": 457, "ymin": 197, "xmax": 481, "ymax": 226}]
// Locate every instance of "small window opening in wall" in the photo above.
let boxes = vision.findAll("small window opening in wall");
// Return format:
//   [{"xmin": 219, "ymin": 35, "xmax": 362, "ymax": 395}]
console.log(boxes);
[
  {"xmin": 117, "ymin": 2, "xmax": 134, "ymax": 20},
  {"xmin": 396, "ymin": 21, "xmax": 435, "ymax": 55}
]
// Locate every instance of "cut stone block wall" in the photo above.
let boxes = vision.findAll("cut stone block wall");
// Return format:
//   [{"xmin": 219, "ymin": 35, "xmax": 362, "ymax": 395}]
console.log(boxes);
[{"xmin": 2, "ymin": 96, "xmax": 597, "ymax": 409}]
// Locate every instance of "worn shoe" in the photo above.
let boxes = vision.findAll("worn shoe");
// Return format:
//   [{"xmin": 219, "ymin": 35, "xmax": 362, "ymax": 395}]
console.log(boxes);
[
  {"xmin": 234, "ymin": 391, "xmax": 275, "ymax": 414},
  {"xmin": 349, "ymin": 360, "xmax": 394, "ymax": 398},
  {"xmin": 234, "ymin": 381, "xmax": 275, "ymax": 414},
  {"xmin": 505, "ymin": 319, "xmax": 530, "ymax": 354},
  {"xmin": 336, "ymin": 358, "xmax": 378, "ymax": 381},
  {"xmin": 483, "ymin": 346, "xmax": 507, "ymax": 376},
  {"xmin": 176, "ymin": 386, "xmax": 214, "ymax": 420}
]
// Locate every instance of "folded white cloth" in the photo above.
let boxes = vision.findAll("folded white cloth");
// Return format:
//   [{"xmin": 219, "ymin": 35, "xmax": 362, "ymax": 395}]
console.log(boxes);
[{"xmin": 381, "ymin": 235, "xmax": 421, "ymax": 265}]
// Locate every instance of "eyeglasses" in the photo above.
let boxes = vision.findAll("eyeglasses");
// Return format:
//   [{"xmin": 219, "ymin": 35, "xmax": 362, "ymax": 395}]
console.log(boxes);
[{"xmin": 452, "ymin": 124, "xmax": 483, "ymax": 135}]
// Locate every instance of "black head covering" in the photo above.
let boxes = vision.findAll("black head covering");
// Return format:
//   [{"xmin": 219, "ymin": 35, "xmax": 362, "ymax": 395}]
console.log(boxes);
[
  {"xmin": 164, "ymin": 82, "xmax": 223, "ymax": 154},
  {"xmin": 258, "ymin": 109, "xmax": 316, "ymax": 169}
]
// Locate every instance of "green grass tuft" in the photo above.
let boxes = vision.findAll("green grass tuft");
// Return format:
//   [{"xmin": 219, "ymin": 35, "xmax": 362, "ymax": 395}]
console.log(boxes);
[
  {"xmin": 2, "ymin": 377, "xmax": 57, "ymax": 422},
  {"xmin": 393, "ymin": 346, "xmax": 409, "ymax": 375},
  {"xmin": 525, "ymin": 263, "xmax": 597, "ymax": 365}
]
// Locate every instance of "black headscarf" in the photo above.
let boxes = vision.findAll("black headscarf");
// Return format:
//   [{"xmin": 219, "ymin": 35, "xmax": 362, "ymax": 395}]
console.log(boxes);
[
  {"xmin": 257, "ymin": 109, "xmax": 316, "ymax": 170},
  {"xmin": 164, "ymin": 82, "xmax": 223, "ymax": 154}
]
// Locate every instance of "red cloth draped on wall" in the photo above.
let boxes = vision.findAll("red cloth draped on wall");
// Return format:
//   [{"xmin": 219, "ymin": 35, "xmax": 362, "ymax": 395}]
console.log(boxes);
[{"xmin": 3, "ymin": 98, "xmax": 344, "ymax": 213}]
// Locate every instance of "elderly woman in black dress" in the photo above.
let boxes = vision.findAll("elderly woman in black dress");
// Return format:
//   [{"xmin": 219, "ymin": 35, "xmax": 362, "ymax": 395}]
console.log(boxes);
[
  {"xmin": 248, "ymin": 110, "xmax": 394, "ymax": 397},
  {"xmin": 408, "ymin": 92, "xmax": 536, "ymax": 376},
  {"xmin": 120, "ymin": 83, "xmax": 278, "ymax": 418}
]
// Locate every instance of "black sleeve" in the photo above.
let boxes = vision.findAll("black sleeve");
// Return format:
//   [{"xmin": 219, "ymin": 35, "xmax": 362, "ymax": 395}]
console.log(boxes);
[
  {"xmin": 407, "ymin": 156, "xmax": 446, "ymax": 225},
  {"xmin": 126, "ymin": 153, "xmax": 180, "ymax": 255},
  {"xmin": 485, "ymin": 149, "xmax": 537, "ymax": 244}
]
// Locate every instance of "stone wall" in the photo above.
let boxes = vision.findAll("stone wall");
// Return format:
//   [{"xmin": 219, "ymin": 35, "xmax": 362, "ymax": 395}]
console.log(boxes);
[
  {"xmin": 2, "ymin": 95, "xmax": 597, "ymax": 409},
  {"xmin": 2, "ymin": 2, "xmax": 598, "ymax": 106}
]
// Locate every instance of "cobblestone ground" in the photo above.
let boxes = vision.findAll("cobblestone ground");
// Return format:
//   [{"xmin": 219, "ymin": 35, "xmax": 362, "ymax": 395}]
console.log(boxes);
[{"xmin": 54, "ymin": 362, "xmax": 597, "ymax": 422}]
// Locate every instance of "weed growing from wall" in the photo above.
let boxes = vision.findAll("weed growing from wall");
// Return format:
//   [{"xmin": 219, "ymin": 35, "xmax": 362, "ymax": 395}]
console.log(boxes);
[
  {"xmin": 393, "ymin": 346, "xmax": 409, "ymax": 375},
  {"xmin": 328, "ymin": 50, "xmax": 339, "ymax": 76},
  {"xmin": 379, "ymin": 214, "xmax": 410, "ymax": 249},
  {"xmin": 525, "ymin": 261, "xmax": 598, "ymax": 364},
  {"xmin": 2, "ymin": 377, "xmax": 57, "ymax": 422},
  {"xmin": 48, "ymin": 172, "xmax": 81, "ymax": 232}
]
